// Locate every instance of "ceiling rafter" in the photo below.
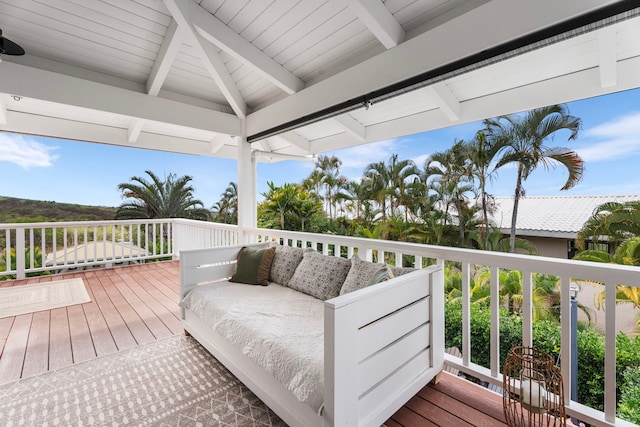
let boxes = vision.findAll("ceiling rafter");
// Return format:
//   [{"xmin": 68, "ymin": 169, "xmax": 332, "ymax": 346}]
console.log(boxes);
[
  {"xmin": 210, "ymin": 134, "xmax": 226, "ymax": 154},
  {"xmin": 0, "ymin": 97, "xmax": 7, "ymax": 125},
  {"xmin": 128, "ymin": 119, "xmax": 145, "ymax": 143},
  {"xmin": 332, "ymin": 115, "xmax": 365, "ymax": 141},
  {"xmin": 163, "ymin": 0, "xmax": 248, "ymax": 118},
  {"xmin": 597, "ymin": 26, "xmax": 617, "ymax": 88},
  {"xmin": 424, "ymin": 82, "xmax": 460, "ymax": 121},
  {"xmin": 185, "ymin": 0, "xmax": 305, "ymax": 95},
  {"xmin": 278, "ymin": 131, "xmax": 311, "ymax": 152},
  {"xmin": 147, "ymin": 19, "xmax": 184, "ymax": 96},
  {"xmin": 348, "ymin": 0, "xmax": 405, "ymax": 49}
]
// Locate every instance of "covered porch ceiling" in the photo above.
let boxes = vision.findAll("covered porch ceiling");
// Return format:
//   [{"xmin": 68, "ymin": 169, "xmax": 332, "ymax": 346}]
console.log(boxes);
[{"xmin": 0, "ymin": 0, "xmax": 639, "ymax": 163}]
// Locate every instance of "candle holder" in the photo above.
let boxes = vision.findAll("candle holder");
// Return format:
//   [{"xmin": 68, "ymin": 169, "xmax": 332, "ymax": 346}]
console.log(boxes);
[{"xmin": 503, "ymin": 346, "xmax": 566, "ymax": 426}]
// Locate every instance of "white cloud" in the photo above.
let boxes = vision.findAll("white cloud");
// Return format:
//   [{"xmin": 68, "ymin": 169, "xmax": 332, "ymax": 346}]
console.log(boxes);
[
  {"xmin": 576, "ymin": 111, "xmax": 640, "ymax": 162},
  {"xmin": 0, "ymin": 134, "xmax": 59, "ymax": 168},
  {"xmin": 332, "ymin": 139, "xmax": 401, "ymax": 179}
]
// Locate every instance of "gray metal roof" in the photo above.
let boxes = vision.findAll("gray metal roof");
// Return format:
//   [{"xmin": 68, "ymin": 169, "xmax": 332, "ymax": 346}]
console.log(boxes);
[{"xmin": 491, "ymin": 194, "xmax": 640, "ymax": 238}]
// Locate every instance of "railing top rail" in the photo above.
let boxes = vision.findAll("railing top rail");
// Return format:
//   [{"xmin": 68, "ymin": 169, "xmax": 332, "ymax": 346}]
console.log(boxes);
[
  {"xmin": 0, "ymin": 218, "xmax": 175, "ymax": 229},
  {"xmin": 247, "ymin": 228, "xmax": 640, "ymax": 287}
]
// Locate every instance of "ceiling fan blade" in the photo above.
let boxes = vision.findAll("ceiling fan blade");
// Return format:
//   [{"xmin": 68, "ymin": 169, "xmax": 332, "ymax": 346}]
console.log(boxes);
[{"xmin": 0, "ymin": 29, "xmax": 25, "ymax": 56}]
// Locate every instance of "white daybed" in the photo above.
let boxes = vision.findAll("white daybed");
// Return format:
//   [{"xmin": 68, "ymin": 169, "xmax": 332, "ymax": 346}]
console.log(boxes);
[{"xmin": 180, "ymin": 243, "xmax": 444, "ymax": 427}]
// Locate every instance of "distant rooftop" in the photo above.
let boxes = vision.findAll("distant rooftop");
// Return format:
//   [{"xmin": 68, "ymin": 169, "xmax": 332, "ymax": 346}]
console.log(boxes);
[{"xmin": 490, "ymin": 195, "xmax": 640, "ymax": 238}]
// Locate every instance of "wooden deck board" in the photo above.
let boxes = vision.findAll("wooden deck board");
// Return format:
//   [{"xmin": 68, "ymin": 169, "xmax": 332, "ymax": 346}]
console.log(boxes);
[
  {"xmin": 49, "ymin": 307, "xmax": 73, "ymax": 370},
  {"xmin": 22, "ymin": 310, "xmax": 50, "ymax": 378},
  {"xmin": 0, "ymin": 261, "xmax": 508, "ymax": 426}
]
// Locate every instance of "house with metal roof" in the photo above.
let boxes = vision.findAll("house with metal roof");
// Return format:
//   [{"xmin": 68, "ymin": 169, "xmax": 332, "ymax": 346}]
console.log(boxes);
[{"xmin": 490, "ymin": 194, "xmax": 640, "ymax": 258}]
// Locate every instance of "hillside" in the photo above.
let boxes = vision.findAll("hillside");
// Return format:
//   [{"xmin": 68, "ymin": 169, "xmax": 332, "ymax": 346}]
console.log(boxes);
[{"xmin": 0, "ymin": 196, "xmax": 117, "ymax": 223}]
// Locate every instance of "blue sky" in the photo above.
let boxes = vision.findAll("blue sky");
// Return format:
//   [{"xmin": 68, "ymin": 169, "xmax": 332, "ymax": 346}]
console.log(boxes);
[{"xmin": 1, "ymin": 88, "xmax": 639, "ymax": 209}]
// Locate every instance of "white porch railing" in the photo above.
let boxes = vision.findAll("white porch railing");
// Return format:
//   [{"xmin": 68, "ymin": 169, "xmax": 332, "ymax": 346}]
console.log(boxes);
[{"xmin": 0, "ymin": 219, "xmax": 637, "ymax": 426}]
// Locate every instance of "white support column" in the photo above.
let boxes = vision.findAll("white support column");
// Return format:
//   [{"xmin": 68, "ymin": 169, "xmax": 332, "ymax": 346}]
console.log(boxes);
[{"xmin": 237, "ymin": 119, "xmax": 256, "ymax": 243}]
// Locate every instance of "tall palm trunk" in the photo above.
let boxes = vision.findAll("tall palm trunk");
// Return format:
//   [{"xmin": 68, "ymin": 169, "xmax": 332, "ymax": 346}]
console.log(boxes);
[{"xmin": 510, "ymin": 165, "xmax": 525, "ymax": 253}]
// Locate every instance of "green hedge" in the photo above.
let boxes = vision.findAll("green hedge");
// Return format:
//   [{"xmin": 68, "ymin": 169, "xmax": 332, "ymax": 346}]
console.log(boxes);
[{"xmin": 444, "ymin": 300, "xmax": 640, "ymax": 422}]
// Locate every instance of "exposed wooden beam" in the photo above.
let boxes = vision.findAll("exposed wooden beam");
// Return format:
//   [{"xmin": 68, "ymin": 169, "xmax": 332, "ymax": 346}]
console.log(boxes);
[
  {"xmin": 128, "ymin": 119, "xmax": 145, "ymax": 143},
  {"xmin": 147, "ymin": 19, "xmax": 184, "ymax": 96},
  {"xmin": 0, "ymin": 62, "xmax": 241, "ymax": 136},
  {"xmin": 348, "ymin": 0, "xmax": 405, "ymax": 49},
  {"xmin": 597, "ymin": 26, "xmax": 617, "ymax": 88},
  {"xmin": 185, "ymin": 0, "xmax": 304, "ymax": 95},
  {"xmin": 246, "ymin": 0, "xmax": 617, "ymax": 138},
  {"xmin": 424, "ymin": 82, "xmax": 460, "ymax": 121},
  {"xmin": 332, "ymin": 115, "xmax": 365, "ymax": 141},
  {"xmin": 163, "ymin": 0, "xmax": 247, "ymax": 118}
]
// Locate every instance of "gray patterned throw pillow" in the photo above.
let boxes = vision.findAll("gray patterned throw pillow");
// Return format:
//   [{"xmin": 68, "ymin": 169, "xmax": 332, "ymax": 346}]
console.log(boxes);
[
  {"xmin": 269, "ymin": 245, "xmax": 309, "ymax": 286},
  {"xmin": 287, "ymin": 250, "xmax": 351, "ymax": 300},
  {"xmin": 339, "ymin": 255, "xmax": 385, "ymax": 295}
]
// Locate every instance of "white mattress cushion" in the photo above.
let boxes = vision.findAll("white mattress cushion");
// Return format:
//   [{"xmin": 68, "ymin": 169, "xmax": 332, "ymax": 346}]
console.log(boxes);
[{"xmin": 181, "ymin": 281, "xmax": 325, "ymax": 412}]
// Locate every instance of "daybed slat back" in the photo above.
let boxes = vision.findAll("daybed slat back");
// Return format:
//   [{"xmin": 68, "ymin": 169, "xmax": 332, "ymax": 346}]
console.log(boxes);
[
  {"xmin": 180, "ymin": 243, "xmax": 269, "ymax": 297},
  {"xmin": 357, "ymin": 296, "xmax": 430, "ymax": 359},
  {"xmin": 359, "ymin": 323, "xmax": 431, "ymax": 395},
  {"xmin": 325, "ymin": 264, "xmax": 442, "ymax": 427}
]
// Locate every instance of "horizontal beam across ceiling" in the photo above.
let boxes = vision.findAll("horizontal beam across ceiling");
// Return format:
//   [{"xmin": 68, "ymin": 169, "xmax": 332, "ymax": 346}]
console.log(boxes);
[
  {"xmin": 0, "ymin": 62, "xmax": 241, "ymax": 137},
  {"xmin": 245, "ymin": 0, "xmax": 623, "ymax": 141}
]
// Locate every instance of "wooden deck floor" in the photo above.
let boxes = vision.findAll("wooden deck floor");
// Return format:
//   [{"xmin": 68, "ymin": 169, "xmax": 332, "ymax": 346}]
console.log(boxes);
[{"xmin": 0, "ymin": 261, "xmax": 507, "ymax": 426}]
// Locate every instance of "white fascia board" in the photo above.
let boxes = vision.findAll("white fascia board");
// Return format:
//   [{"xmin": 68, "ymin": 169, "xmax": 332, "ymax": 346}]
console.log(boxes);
[
  {"xmin": 246, "ymin": 0, "xmax": 619, "ymax": 137},
  {"xmin": 147, "ymin": 19, "xmax": 184, "ymax": 96},
  {"xmin": 0, "ymin": 62, "xmax": 241, "ymax": 136},
  {"xmin": 0, "ymin": 110, "xmax": 231, "ymax": 157},
  {"xmin": 185, "ymin": 0, "xmax": 304, "ymax": 95},
  {"xmin": 348, "ymin": 0, "xmax": 405, "ymax": 49},
  {"xmin": 309, "ymin": 55, "xmax": 640, "ymax": 152},
  {"xmin": 597, "ymin": 26, "xmax": 617, "ymax": 88},
  {"xmin": 163, "ymin": 0, "xmax": 247, "ymax": 118}
]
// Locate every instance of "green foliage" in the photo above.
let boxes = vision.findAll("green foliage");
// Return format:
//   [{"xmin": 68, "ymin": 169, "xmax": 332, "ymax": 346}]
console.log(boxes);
[
  {"xmin": 618, "ymin": 366, "xmax": 640, "ymax": 423},
  {"xmin": 0, "ymin": 247, "xmax": 50, "ymax": 279},
  {"xmin": 445, "ymin": 298, "xmax": 640, "ymax": 422},
  {"xmin": 0, "ymin": 196, "xmax": 116, "ymax": 224},
  {"xmin": 116, "ymin": 170, "xmax": 210, "ymax": 221}
]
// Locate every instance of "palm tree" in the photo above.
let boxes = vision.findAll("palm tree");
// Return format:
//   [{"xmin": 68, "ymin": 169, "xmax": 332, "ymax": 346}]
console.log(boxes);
[
  {"xmin": 261, "ymin": 182, "xmax": 301, "ymax": 230},
  {"xmin": 468, "ymin": 131, "xmax": 506, "ymax": 243},
  {"xmin": 425, "ymin": 141, "xmax": 474, "ymax": 245},
  {"xmin": 363, "ymin": 160, "xmax": 391, "ymax": 221},
  {"xmin": 484, "ymin": 104, "xmax": 583, "ymax": 252},
  {"xmin": 576, "ymin": 200, "xmax": 640, "ymax": 252},
  {"xmin": 116, "ymin": 170, "xmax": 210, "ymax": 220},
  {"xmin": 314, "ymin": 155, "xmax": 346, "ymax": 219},
  {"xmin": 211, "ymin": 181, "xmax": 238, "ymax": 224},
  {"xmin": 468, "ymin": 227, "xmax": 538, "ymax": 255}
]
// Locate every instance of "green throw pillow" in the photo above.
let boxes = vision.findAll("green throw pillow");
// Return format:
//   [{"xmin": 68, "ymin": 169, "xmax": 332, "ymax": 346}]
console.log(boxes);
[
  {"xmin": 364, "ymin": 265, "xmax": 395, "ymax": 287},
  {"xmin": 230, "ymin": 246, "xmax": 276, "ymax": 286}
]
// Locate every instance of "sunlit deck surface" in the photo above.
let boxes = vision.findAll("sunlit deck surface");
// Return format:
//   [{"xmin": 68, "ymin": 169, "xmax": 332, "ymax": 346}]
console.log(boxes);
[{"xmin": 0, "ymin": 261, "xmax": 506, "ymax": 426}]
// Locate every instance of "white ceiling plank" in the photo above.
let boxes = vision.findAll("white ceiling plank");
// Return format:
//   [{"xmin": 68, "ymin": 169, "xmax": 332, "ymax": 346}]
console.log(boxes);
[
  {"xmin": 185, "ymin": 0, "xmax": 305, "ymax": 95},
  {"xmin": 246, "ymin": 0, "xmax": 618, "ymax": 137},
  {"xmin": 128, "ymin": 119, "xmax": 145, "ymax": 143},
  {"xmin": 147, "ymin": 19, "xmax": 184, "ymax": 96},
  {"xmin": 163, "ymin": 0, "xmax": 248, "ymax": 118},
  {"xmin": 0, "ymin": 62, "xmax": 241, "ymax": 136},
  {"xmin": 0, "ymin": 96, "xmax": 7, "ymax": 125},
  {"xmin": 347, "ymin": 0, "xmax": 405, "ymax": 49},
  {"xmin": 597, "ymin": 26, "xmax": 617, "ymax": 88},
  {"xmin": 424, "ymin": 82, "xmax": 460, "ymax": 121},
  {"xmin": 332, "ymin": 115, "xmax": 365, "ymax": 141}
]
